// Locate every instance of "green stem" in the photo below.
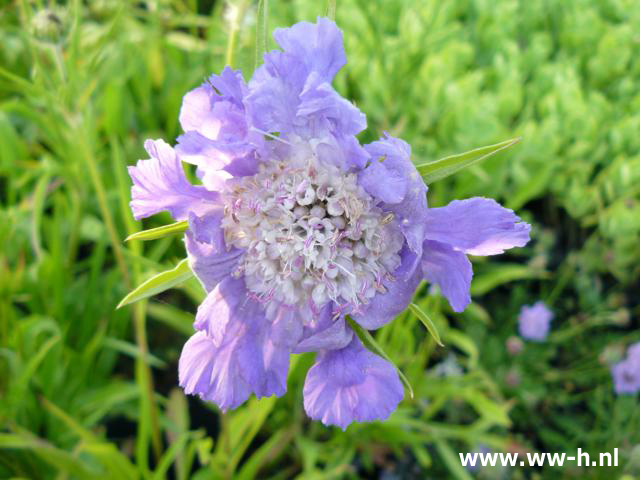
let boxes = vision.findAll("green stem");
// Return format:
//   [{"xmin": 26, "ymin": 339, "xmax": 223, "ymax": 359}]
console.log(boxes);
[
  {"xmin": 327, "ymin": 0, "xmax": 337, "ymax": 20},
  {"xmin": 110, "ymin": 137, "xmax": 163, "ymax": 464},
  {"xmin": 78, "ymin": 135, "xmax": 130, "ymax": 287},
  {"xmin": 225, "ymin": 0, "xmax": 250, "ymax": 68}
]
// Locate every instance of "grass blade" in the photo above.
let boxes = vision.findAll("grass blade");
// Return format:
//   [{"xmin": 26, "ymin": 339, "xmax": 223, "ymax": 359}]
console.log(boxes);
[
  {"xmin": 255, "ymin": 0, "xmax": 268, "ymax": 69},
  {"xmin": 346, "ymin": 316, "xmax": 413, "ymax": 399},
  {"xmin": 408, "ymin": 303, "xmax": 444, "ymax": 346},
  {"xmin": 416, "ymin": 137, "xmax": 521, "ymax": 184},
  {"xmin": 326, "ymin": 0, "xmax": 337, "ymax": 20},
  {"xmin": 125, "ymin": 221, "xmax": 189, "ymax": 242},
  {"xmin": 117, "ymin": 259, "xmax": 192, "ymax": 309}
]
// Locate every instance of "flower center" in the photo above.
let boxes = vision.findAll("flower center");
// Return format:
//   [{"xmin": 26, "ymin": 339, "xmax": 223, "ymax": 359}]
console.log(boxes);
[{"xmin": 221, "ymin": 153, "xmax": 404, "ymax": 313}]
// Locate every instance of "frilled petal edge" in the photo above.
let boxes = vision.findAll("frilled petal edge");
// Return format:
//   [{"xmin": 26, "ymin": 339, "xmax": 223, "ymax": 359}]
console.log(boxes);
[
  {"xmin": 273, "ymin": 17, "xmax": 346, "ymax": 82},
  {"xmin": 424, "ymin": 197, "xmax": 531, "ymax": 256},
  {"xmin": 128, "ymin": 139, "xmax": 218, "ymax": 221},
  {"xmin": 421, "ymin": 240, "xmax": 473, "ymax": 313},
  {"xmin": 359, "ymin": 134, "xmax": 428, "ymax": 256},
  {"xmin": 179, "ymin": 280, "xmax": 290, "ymax": 410},
  {"xmin": 351, "ymin": 247, "xmax": 421, "ymax": 330},
  {"xmin": 185, "ymin": 210, "xmax": 244, "ymax": 293},
  {"xmin": 303, "ymin": 337, "xmax": 404, "ymax": 430}
]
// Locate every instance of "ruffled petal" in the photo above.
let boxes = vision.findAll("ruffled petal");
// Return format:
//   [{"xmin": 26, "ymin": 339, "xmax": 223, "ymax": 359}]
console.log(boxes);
[
  {"xmin": 294, "ymin": 303, "xmax": 353, "ymax": 353},
  {"xmin": 178, "ymin": 326, "xmax": 259, "ymax": 412},
  {"xmin": 179, "ymin": 280, "xmax": 290, "ymax": 410},
  {"xmin": 185, "ymin": 212, "xmax": 243, "ymax": 293},
  {"xmin": 176, "ymin": 131, "xmax": 258, "ymax": 184},
  {"xmin": 247, "ymin": 18, "xmax": 364, "ymax": 141},
  {"xmin": 265, "ymin": 303, "xmax": 305, "ymax": 349},
  {"xmin": 193, "ymin": 276, "xmax": 246, "ymax": 343},
  {"xmin": 247, "ymin": 51, "xmax": 307, "ymax": 135},
  {"xmin": 359, "ymin": 134, "xmax": 428, "ymax": 255},
  {"xmin": 421, "ymin": 240, "xmax": 473, "ymax": 313},
  {"xmin": 314, "ymin": 133, "xmax": 369, "ymax": 172},
  {"xmin": 351, "ymin": 246, "xmax": 421, "ymax": 330},
  {"xmin": 424, "ymin": 197, "xmax": 531, "ymax": 256},
  {"xmin": 128, "ymin": 139, "xmax": 218, "ymax": 220},
  {"xmin": 179, "ymin": 67, "xmax": 248, "ymax": 141},
  {"xmin": 263, "ymin": 302, "xmax": 353, "ymax": 354},
  {"xmin": 297, "ymin": 72, "xmax": 366, "ymax": 136},
  {"xmin": 177, "ymin": 67, "xmax": 260, "ymax": 183},
  {"xmin": 273, "ymin": 17, "xmax": 346, "ymax": 82},
  {"xmin": 303, "ymin": 337, "xmax": 404, "ymax": 430}
]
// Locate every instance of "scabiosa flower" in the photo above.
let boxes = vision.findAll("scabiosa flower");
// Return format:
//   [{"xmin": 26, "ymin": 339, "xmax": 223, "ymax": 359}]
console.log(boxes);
[
  {"xmin": 127, "ymin": 17, "xmax": 530, "ymax": 429},
  {"xmin": 612, "ymin": 342, "xmax": 640, "ymax": 395},
  {"xmin": 518, "ymin": 301, "xmax": 553, "ymax": 342}
]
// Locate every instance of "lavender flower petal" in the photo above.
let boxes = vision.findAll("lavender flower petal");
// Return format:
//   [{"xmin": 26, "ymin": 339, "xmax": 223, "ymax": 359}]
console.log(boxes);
[
  {"xmin": 297, "ymin": 72, "xmax": 366, "ymax": 136},
  {"xmin": 360, "ymin": 134, "xmax": 428, "ymax": 256},
  {"xmin": 421, "ymin": 240, "xmax": 473, "ymax": 312},
  {"xmin": 247, "ymin": 51, "xmax": 308, "ymax": 135},
  {"xmin": 303, "ymin": 337, "xmax": 404, "ymax": 430},
  {"xmin": 128, "ymin": 139, "xmax": 218, "ymax": 220},
  {"xmin": 273, "ymin": 17, "xmax": 346, "ymax": 82},
  {"xmin": 293, "ymin": 304, "xmax": 353, "ymax": 352},
  {"xmin": 179, "ymin": 67, "xmax": 248, "ymax": 141},
  {"xmin": 424, "ymin": 197, "xmax": 531, "ymax": 256},
  {"xmin": 627, "ymin": 341, "xmax": 640, "ymax": 362},
  {"xmin": 612, "ymin": 358, "xmax": 640, "ymax": 395},
  {"xmin": 185, "ymin": 213, "xmax": 243, "ymax": 293},
  {"xmin": 177, "ymin": 67, "xmax": 261, "ymax": 182},
  {"xmin": 193, "ymin": 276, "xmax": 246, "ymax": 343},
  {"xmin": 517, "ymin": 301, "xmax": 553, "ymax": 342},
  {"xmin": 248, "ymin": 18, "xmax": 365, "ymax": 142},
  {"xmin": 179, "ymin": 281, "xmax": 289, "ymax": 410},
  {"xmin": 352, "ymin": 247, "xmax": 421, "ymax": 330}
]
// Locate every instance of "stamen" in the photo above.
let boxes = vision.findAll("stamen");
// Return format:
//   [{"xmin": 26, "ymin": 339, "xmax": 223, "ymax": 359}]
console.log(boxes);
[{"xmin": 250, "ymin": 126, "xmax": 292, "ymax": 145}]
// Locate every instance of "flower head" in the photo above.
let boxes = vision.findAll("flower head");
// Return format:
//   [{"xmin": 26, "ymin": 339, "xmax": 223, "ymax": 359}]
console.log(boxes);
[
  {"xmin": 518, "ymin": 301, "xmax": 553, "ymax": 342},
  {"xmin": 612, "ymin": 342, "xmax": 640, "ymax": 395},
  {"xmin": 128, "ymin": 17, "xmax": 530, "ymax": 429}
]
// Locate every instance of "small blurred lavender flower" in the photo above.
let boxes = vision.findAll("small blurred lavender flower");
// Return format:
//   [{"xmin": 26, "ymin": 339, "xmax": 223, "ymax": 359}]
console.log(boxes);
[
  {"xmin": 518, "ymin": 301, "xmax": 553, "ymax": 342},
  {"xmin": 127, "ymin": 18, "xmax": 530, "ymax": 428},
  {"xmin": 612, "ymin": 342, "xmax": 640, "ymax": 395}
]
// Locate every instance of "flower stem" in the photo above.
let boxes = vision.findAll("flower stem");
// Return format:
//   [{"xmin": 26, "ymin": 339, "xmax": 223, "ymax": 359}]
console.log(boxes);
[
  {"xmin": 327, "ymin": 0, "xmax": 337, "ymax": 20},
  {"xmin": 110, "ymin": 137, "xmax": 163, "ymax": 465},
  {"xmin": 225, "ymin": 0, "xmax": 250, "ymax": 68}
]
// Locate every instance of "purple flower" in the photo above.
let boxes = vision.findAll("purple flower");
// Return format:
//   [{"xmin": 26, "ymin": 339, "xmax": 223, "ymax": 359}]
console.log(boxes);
[
  {"xmin": 612, "ymin": 342, "xmax": 640, "ymax": 395},
  {"xmin": 128, "ymin": 17, "xmax": 530, "ymax": 429},
  {"xmin": 518, "ymin": 301, "xmax": 553, "ymax": 342}
]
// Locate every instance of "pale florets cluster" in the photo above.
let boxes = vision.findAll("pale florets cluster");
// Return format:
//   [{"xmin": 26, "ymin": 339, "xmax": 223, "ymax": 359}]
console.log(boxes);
[{"xmin": 222, "ymin": 145, "xmax": 403, "ymax": 312}]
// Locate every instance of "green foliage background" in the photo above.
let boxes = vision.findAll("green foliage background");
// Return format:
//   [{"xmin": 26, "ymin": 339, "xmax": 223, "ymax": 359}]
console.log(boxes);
[{"xmin": 1, "ymin": 0, "xmax": 639, "ymax": 478}]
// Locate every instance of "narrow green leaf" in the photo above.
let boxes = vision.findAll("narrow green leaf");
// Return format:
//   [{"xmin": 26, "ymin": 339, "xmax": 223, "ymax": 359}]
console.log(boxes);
[
  {"xmin": 0, "ymin": 433, "xmax": 98, "ymax": 478},
  {"xmin": 102, "ymin": 337, "xmax": 168, "ymax": 368},
  {"xmin": 255, "ymin": 0, "xmax": 268, "ymax": 70},
  {"xmin": 326, "ymin": 0, "xmax": 337, "ymax": 20},
  {"xmin": 470, "ymin": 263, "xmax": 549, "ymax": 296},
  {"xmin": 462, "ymin": 390, "xmax": 511, "ymax": 427},
  {"xmin": 408, "ymin": 303, "xmax": 444, "ymax": 346},
  {"xmin": 117, "ymin": 259, "xmax": 192, "ymax": 308},
  {"xmin": 346, "ymin": 316, "xmax": 413, "ymax": 399},
  {"xmin": 416, "ymin": 137, "xmax": 521, "ymax": 184},
  {"xmin": 125, "ymin": 221, "xmax": 188, "ymax": 242},
  {"xmin": 434, "ymin": 440, "xmax": 474, "ymax": 480},
  {"xmin": 236, "ymin": 428, "xmax": 293, "ymax": 480}
]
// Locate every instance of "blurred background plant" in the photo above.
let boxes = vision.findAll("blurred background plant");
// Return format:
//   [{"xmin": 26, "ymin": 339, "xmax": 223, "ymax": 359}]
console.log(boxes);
[{"xmin": 1, "ymin": 0, "xmax": 639, "ymax": 478}]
